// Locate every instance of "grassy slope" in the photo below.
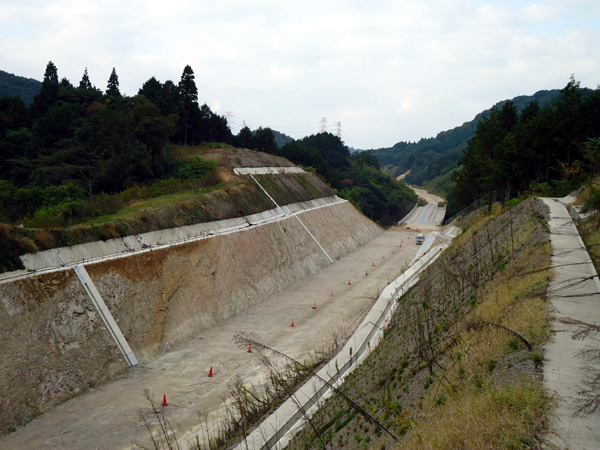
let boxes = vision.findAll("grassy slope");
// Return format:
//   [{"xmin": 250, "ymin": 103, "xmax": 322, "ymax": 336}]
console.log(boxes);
[
  {"xmin": 287, "ymin": 198, "xmax": 552, "ymax": 449},
  {"xmin": 576, "ymin": 179, "xmax": 600, "ymax": 275},
  {"xmin": 0, "ymin": 147, "xmax": 334, "ymax": 272}
]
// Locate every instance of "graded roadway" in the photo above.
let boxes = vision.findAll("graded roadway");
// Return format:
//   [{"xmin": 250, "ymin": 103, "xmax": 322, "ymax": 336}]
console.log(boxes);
[
  {"xmin": 0, "ymin": 226, "xmax": 424, "ymax": 449},
  {"xmin": 401, "ymin": 186, "xmax": 446, "ymax": 230}
]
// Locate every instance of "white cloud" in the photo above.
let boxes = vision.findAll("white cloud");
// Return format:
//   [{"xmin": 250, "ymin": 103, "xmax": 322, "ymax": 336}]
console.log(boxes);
[{"xmin": 0, "ymin": 0, "xmax": 599, "ymax": 148}]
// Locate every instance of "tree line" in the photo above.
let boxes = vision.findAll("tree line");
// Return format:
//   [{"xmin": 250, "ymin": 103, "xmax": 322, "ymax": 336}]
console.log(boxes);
[
  {"xmin": 279, "ymin": 133, "xmax": 417, "ymax": 224},
  {"xmin": 0, "ymin": 62, "xmax": 283, "ymax": 222},
  {"xmin": 0, "ymin": 62, "xmax": 416, "ymax": 226},
  {"xmin": 453, "ymin": 77, "xmax": 600, "ymax": 211}
]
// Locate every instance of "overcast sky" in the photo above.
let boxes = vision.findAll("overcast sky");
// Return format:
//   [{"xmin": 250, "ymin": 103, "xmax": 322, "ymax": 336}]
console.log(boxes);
[{"xmin": 1, "ymin": 0, "xmax": 599, "ymax": 149}]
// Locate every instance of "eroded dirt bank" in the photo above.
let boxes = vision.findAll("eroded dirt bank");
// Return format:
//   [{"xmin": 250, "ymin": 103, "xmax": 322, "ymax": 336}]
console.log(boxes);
[{"xmin": 0, "ymin": 201, "xmax": 381, "ymax": 435}]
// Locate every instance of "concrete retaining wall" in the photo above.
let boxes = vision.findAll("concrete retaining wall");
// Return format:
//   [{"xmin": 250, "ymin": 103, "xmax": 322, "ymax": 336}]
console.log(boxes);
[{"xmin": 0, "ymin": 196, "xmax": 346, "ymax": 284}]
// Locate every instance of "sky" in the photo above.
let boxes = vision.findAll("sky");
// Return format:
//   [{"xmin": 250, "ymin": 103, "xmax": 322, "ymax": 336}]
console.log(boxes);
[{"xmin": 1, "ymin": 0, "xmax": 599, "ymax": 150}]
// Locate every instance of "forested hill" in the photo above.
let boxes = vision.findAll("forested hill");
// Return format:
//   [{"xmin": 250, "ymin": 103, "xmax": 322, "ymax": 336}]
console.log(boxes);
[
  {"xmin": 372, "ymin": 88, "xmax": 592, "ymax": 188},
  {"xmin": 0, "ymin": 70, "xmax": 42, "ymax": 106},
  {"xmin": 453, "ymin": 78, "xmax": 600, "ymax": 211},
  {"xmin": 0, "ymin": 61, "xmax": 416, "ymax": 243}
]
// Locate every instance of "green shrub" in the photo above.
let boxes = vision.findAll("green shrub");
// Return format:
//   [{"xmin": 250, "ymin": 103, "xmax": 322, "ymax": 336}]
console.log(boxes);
[{"xmin": 175, "ymin": 157, "xmax": 217, "ymax": 180}]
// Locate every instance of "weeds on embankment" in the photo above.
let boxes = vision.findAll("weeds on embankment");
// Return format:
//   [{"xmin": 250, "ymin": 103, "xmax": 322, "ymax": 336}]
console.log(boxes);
[{"xmin": 287, "ymin": 198, "xmax": 553, "ymax": 449}]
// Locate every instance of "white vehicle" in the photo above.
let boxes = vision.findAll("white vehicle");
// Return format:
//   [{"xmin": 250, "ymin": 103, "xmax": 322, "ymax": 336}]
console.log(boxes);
[{"xmin": 416, "ymin": 233, "xmax": 425, "ymax": 245}]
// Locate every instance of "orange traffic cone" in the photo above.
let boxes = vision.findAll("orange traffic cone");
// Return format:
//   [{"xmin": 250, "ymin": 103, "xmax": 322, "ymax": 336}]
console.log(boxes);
[
  {"xmin": 208, "ymin": 366, "xmax": 213, "ymax": 377},
  {"xmin": 312, "ymin": 302, "xmax": 317, "ymax": 310},
  {"xmin": 291, "ymin": 319, "xmax": 295, "ymax": 327},
  {"xmin": 247, "ymin": 344, "xmax": 252, "ymax": 353},
  {"xmin": 162, "ymin": 394, "xmax": 168, "ymax": 407},
  {"xmin": 348, "ymin": 280, "xmax": 351, "ymax": 285}
]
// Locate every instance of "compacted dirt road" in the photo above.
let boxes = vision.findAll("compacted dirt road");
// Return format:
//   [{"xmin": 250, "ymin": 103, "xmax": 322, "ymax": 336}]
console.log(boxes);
[{"xmin": 1, "ymin": 227, "xmax": 421, "ymax": 449}]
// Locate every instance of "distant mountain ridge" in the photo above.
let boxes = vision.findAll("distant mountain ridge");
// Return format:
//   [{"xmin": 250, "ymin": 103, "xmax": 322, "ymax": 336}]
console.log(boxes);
[
  {"xmin": 271, "ymin": 129, "xmax": 294, "ymax": 148},
  {"xmin": 372, "ymin": 88, "xmax": 594, "ymax": 190},
  {"xmin": 0, "ymin": 69, "xmax": 42, "ymax": 105}
]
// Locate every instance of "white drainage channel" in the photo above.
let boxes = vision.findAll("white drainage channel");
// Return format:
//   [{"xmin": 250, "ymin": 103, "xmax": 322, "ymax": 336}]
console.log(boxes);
[
  {"xmin": 74, "ymin": 265, "xmax": 139, "ymax": 367},
  {"xmin": 247, "ymin": 171, "xmax": 334, "ymax": 264}
]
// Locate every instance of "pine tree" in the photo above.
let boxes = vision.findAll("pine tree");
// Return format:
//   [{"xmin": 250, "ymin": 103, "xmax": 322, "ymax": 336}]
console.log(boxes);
[
  {"xmin": 60, "ymin": 77, "xmax": 73, "ymax": 89},
  {"xmin": 106, "ymin": 67, "xmax": 121, "ymax": 98},
  {"xmin": 79, "ymin": 67, "xmax": 92, "ymax": 89},
  {"xmin": 138, "ymin": 76, "xmax": 162, "ymax": 103},
  {"xmin": 43, "ymin": 61, "xmax": 59, "ymax": 86},
  {"xmin": 31, "ymin": 61, "xmax": 59, "ymax": 117},
  {"xmin": 178, "ymin": 65, "xmax": 198, "ymax": 106},
  {"xmin": 178, "ymin": 65, "xmax": 198, "ymax": 145}
]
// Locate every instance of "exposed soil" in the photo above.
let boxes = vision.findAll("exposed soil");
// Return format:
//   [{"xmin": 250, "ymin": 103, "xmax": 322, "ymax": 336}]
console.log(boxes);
[{"xmin": 0, "ymin": 207, "xmax": 425, "ymax": 449}]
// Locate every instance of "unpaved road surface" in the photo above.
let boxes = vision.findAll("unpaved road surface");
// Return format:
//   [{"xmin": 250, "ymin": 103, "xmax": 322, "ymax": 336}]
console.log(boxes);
[
  {"xmin": 1, "ymin": 228, "xmax": 421, "ymax": 450},
  {"xmin": 411, "ymin": 186, "xmax": 444, "ymax": 205}
]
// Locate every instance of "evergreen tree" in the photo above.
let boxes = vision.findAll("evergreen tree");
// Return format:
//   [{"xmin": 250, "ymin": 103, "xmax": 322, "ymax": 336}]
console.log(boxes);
[
  {"xmin": 236, "ymin": 126, "xmax": 253, "ymax": 149},
  {"xmin": 138, "ymin": 76, "xmax": 162, "ymax": 104},
  {"xmin": 31, "ymin": 61, "xmax": 59, "ymax": 118},
  {"xmin": 106, "ymin": 67, "xmax": 121, "ymax": 98},
  {"xmin": 178, "ymin": 65, "xmax": 198, "ymax": 106},
  {"xmin": 178, "ymin": 65, "xmax": 198, "ymax": 145},
  {"xmin": 79, "ymin": 67, "xmax": 92, "ymax": 90},
  {"xmin": 156, "ymin": 80, "xmax": 180, "ymax": 116},
  {"xmin": 60, "ymin": 77, "xmax": 73, "ymax": 89},
  {"xmin": 253, "ymin": 127, "xmax": 277, "ymax": 154}
]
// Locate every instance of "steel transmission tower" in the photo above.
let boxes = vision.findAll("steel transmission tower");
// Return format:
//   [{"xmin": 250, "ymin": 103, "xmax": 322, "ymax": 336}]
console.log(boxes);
[
  {"xmin": 319, "ymin": 117, "xmax": 328, "ymax": 133},
  {"xmin": 334, "ymin": 121, "xmax": 342, "ymax": 139},
  {"xmin": 224, "ymin": 111, "xmax": 235, "ymax": 130}
]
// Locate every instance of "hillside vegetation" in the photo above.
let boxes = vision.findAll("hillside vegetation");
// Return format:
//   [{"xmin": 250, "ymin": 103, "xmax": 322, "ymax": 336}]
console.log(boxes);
[
  {"xmin": 454, "ymin": 78, "xmax": 600, "ymax": 212},
  {"xmin": 0, "ymin": 62, "xmax": 415, "ymax": 241},
  {"xmin": 0, "ymin": 146, "xmax": 336, "ymax": 272},
  {"xmin": 372, "ymin": 81, "xmax": 599, "ymax": 216},
  {"xmin": 0, "ymin": 69, "xmax": 41, "ymax": 106},
  {"xmin": 372, "ymin": 89, "xmax": 567, "ymax": 185},
  {"xmin": 288, "ymin": 198, "xmax": 552, "ymax": 449}
]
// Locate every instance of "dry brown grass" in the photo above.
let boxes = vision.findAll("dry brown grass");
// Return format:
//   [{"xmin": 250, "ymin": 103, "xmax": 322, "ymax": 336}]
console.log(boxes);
[
  {"xmin": 578, "ymin": 212, "xmax": 600, "ymax": 275},
  {"xmin": 15, "ymin": 235, "xmax": 38, "ymax": 254},
  {"xmin": 33, "ymin": 230, "xmax": 56, "ymax": 250},
  {"xmin": 453, "ymin": 204, "xmax": 505, "ymax": 248},
  {"xmin": 391, "ymin": 204, "xmax": 552, "ymax": 450},
  {"xmin": 395, "ymin": 383, "xmax": 547, "ymax": 450}
]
